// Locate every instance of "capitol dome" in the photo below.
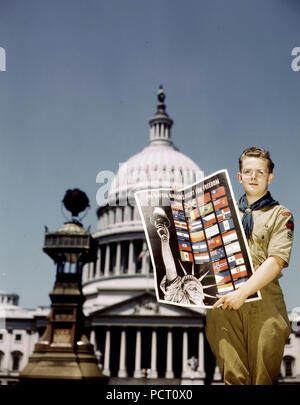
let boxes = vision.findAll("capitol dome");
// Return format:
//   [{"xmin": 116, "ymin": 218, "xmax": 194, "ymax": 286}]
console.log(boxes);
[
  {"xmin": 108, "ymin": 87, "xmax": 203, "ymax": 202},
  {"xmin": 82, "ymin": 87, "xmax": 203, "ymax": 313}
]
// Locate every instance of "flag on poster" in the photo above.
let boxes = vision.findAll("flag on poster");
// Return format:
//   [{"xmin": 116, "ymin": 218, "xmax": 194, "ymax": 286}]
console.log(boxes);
[
  {"xmin": 211, "ymin": 186, "xmax": 226, "ymax": 200},
  {"xmin": 210, "ymin": 246, "xmax": 226, "ymax": 262},
  {"xmin": 233, "ymin": 277, "xmax": 248, "ymax": 289},
  {"xmin": 199, "ymin": 202, "xmax": 214, "ymax": 217},
  {"xmin": 176, "ymin": 230, "xmax": 190, "ymax": 241},
  {"xmin": 184, "ymin": 198, "xmax": 197, "ymax": 209},
  {"xmin": 202, "ymin": 212, "xmax": 217, "ymax": 228},
  {"xmin": 213, "ymin": 196, "xmax": 229, "ymax": 210},
  {"xmin": 222, "ymin": 229, "xmax": 238, "ymax": 245},
  {"xmin": 231, "ymin": 265, "xmax": 248, "ymax": 280},
  {"xmin": 188, "ymin": 207, "xmax": 201, "ymax": 221},
  {"xmin": 197, "ymin": 192, "xmax": 211, "ymax": 206},
  {"xmin": 227, "ymin": 253, "xmax": 244, "ymax": 268},
  {"xmin": 172, "ymin": 209, "xmax": 186, "ymax": 221},
  {"xmin": 213, "ymin": 258, "xmax": 229, "ymax": 273},
  {"xmin": 178, "ymin": 241, "xmax": 192, "ymax": 252},
  {"xmin": 194, "ymin": 252, "xmax": 210, "ymax": 263},
  {"xmin": 190, "ymin": 230, "xmax": 205, "ymax": 242},
  {"xmin": 217, "ymin": 282, "xmax": 234, "ymax": 295},
  {"xmin": 219, "ymin": 218, "xmax": 234, "ymax": 233},
  {"xmin": 180, "ymin": 251, "xmax": 194, "ymax": 262},
  {"xmin": 188, "ymin": 219, "xmax": 203, "ymax": 232},
  {"xmin": 208, "ymin": 235, "xmax": 223, "ymax": 250},
  {"xmin": 225, "ymin": 241, "xmax": 241, "ymax": 256},
  {"xmin": 204, "ymin": 224, "xmax": 219, "ymax": 239},
  {"xmin": 216, "ymin": 207, "xmax": 232, "ymax": 222},
  {"xmin": 174, "ymin": 220, "xmax": 188, "ymax": 230},
  {"xmin": 191, "ymin": 241, "xmax": 208, "ymax": 253},
  {"xmin": 214, "ymin": 270, "xmax": 232, "ymax": 284},
  {"xmin": 171, "ymin": 200, "xmax": 183, "ymax": 210}
]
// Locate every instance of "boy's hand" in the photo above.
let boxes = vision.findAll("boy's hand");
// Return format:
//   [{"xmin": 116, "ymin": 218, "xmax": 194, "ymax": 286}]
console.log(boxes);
[{"xmin": 212, "ymin": 289, "xmax": 248, "ymax": 311}]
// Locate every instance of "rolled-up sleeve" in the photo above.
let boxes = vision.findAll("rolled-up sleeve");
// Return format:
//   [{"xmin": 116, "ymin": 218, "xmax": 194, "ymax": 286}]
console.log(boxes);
[{"xmin": 268, "ymin": 209, "xmax": 294, "ymax": 267}]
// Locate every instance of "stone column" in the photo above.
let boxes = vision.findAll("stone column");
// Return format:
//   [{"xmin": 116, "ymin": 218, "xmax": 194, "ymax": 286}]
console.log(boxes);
[
  {"xmin": 115, "ymin": 242, "xmax": 121, "ymax": 276},
  {"xmin": 85, "ymin": 263, "xmax": 90, "ymax": 281},
  {"xmin": 116, "ymin": 207, "xmax": 122, "ymax": 223},
  {"xmin": 133, "ymin": 329, "xmax": 143, "ymax": 378},
  {"xmin": 128, "ymin": 241, "xmax": 135, "ymax": 274},
  {"xmin": 109, "ymin": 209, "xmax": 114, "ymax": 226},
  {"xmin": 104, "ymin": 211, "xmax": 109, "ymax": 227},
  {"xmin": 103, "ymin": 328, "xmax": 111, "ymax": 377},
  {"xmin": 3, "ymin": 330, "xmax": 13, "ymax": 372},
  {"xmin": 104, "ymin": 244, "xmax": 110, "ymax": 277},
  {"xmin": 90, "ymin": 328, "xmax": 101, "ymax": 367},
  {"xmin": 124, "ymin": 206, "xmax": 130, "ymax": 222},
  {"xmin": 82, "ymin": 263, "xmax": 88, "ymax": 282},
  {"xmin": 95, "ymin": 247, "xmax": 101, "ymax": 278},
  {"xmin": 165, "ymin": 328, "xmax": 174, "ymax": 378},
  {"xmin": 148, "ymin": 328, "xmax": 158, "ymax": 378},
  {"xmin": 118, "ymin": 328, "xmax": 127, "ymax": 377},
  {"xmin": 213, "ymin": 362, "xmax": 222, "ymax": 382},
  {"xmin": 181, "ymin": 329, "xmax": 188, "ymax": 378},
  {"xmin": 90, "ymin": 262, "xmax": 96, "ymax": 279},
  {"xmin": 90, "ymin": 329, "xmax": 96, "ymax": 349},
  {"xmin": 197, "ymin": 330, "xmax": 206, "ymax": 381}
]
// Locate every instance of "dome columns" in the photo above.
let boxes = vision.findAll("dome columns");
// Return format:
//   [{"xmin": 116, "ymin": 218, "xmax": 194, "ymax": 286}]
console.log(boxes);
[
  {"xmin": 82, "ymin": 238, "xmax": 152, "ymax": 283},
  {"xmin": 149, "ymin": 86, "xmax": 173, "ymax": 145}
]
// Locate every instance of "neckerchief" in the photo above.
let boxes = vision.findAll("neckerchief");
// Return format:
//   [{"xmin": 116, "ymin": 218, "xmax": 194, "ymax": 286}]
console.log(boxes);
[{"xmin": 238, "ymin": 191, "xmax": 279, "ymax": 239}]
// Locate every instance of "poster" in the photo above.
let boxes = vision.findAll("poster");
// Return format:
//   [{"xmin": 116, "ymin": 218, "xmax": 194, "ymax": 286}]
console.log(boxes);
[{"xmin": 135, "ymin": 169, "xmax": 261, "ymax": 308}]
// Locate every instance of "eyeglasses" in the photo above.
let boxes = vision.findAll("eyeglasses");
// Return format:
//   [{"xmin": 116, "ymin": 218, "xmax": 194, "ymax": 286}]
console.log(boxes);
[{"xmin": 241, "ymin": 169, "xmax": 269, "ymax": 177}]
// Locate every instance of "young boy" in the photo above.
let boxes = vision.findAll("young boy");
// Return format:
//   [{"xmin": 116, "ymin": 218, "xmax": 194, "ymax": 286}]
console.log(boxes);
[{"xmin": 206, "ymin": 147, "xmax": 294, "ymax": 385}]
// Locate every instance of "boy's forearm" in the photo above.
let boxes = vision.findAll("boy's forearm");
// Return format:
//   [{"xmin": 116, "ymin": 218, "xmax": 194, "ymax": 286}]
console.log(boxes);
[{"xmin": 239, "ymin": 256, "xmax": 284, "ymax": 300}]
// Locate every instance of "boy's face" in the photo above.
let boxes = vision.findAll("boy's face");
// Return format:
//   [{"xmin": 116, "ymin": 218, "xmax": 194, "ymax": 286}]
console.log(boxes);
[{"xmin": 237, "ymin": 157, "xmax": 274, "ymax": 200}]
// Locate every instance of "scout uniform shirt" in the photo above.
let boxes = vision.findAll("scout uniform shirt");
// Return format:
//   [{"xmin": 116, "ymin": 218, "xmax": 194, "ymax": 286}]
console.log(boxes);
[
  {"xmin": 206, "ymin": 204, "xmax": 294, "ymax": 385},
  {"xmin": 246, "ymin": 204, "xmax": 294, "ymax": 272}
]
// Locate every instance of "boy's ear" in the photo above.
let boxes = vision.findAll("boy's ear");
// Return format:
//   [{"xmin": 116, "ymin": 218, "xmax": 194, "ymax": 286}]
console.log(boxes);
[
  {"xmin": 268, "ymin": 172, "xmax": 274, "ymax": 185},
  {"xmin": 236, "ymin": 172, "xmax": 242, "ymax": 184}
]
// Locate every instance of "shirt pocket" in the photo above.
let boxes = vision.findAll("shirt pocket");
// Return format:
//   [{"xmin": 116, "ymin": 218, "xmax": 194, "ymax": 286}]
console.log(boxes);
[
  {"xmin": 250, "ymin": 224, "xmax": 271, "ymax": 266},
  {"xmin": 252, "ymin": 224, "xmax": 270, "ymax": 250}
]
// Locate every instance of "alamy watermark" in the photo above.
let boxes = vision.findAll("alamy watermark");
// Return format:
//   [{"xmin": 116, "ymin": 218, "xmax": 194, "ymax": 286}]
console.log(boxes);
[
  {"xmin": 96, "ymin": 162, "xmax": 204, "ymax": 207},
  {"xmin": 291, "ymin": 47, "xmax": 300, "ymax": 72},
  {"xmin": 0, "ymin": 47, "xmax": 6, "ymax": 71}
]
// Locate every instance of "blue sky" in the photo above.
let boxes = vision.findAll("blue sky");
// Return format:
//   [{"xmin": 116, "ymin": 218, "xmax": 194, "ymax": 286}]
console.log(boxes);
[{"xmin": 0, "ymin": 0, "xmax": 300, "ymax": 311}]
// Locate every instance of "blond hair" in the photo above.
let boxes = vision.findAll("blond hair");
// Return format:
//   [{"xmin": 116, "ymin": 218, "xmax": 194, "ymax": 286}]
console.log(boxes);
[{"xmin": 239, "ymin": 147, "xmax": 274, "ymax": 173}]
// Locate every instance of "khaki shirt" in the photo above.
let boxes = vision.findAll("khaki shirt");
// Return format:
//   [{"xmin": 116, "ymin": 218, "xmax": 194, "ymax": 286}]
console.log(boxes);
[{"xmin": 240, "ymin": 205, "xmax": 294, "ymax": 270}]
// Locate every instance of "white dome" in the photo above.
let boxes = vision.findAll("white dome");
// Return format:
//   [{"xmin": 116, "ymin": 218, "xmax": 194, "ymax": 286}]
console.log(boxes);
[{"xmin": 109, "ymin": 141, "xmax": 203, "ymax": 198}]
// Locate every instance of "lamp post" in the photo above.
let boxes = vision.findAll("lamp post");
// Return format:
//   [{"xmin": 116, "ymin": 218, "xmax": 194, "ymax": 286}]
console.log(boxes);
[{"xmin": 20, "ymin": 189, "xmax": 108, "ymax": 384}]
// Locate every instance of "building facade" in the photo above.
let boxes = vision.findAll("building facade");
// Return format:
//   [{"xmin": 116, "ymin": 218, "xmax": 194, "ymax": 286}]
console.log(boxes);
[{"xmin": 0, "ymin": 291, "xmax": 48, "ymax": 385}]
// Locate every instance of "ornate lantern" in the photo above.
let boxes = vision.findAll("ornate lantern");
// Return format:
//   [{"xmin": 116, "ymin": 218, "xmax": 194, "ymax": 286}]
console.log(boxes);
[{"xmin": 20, "ymin": 189, "xmax": 108, "ymax": 384}]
